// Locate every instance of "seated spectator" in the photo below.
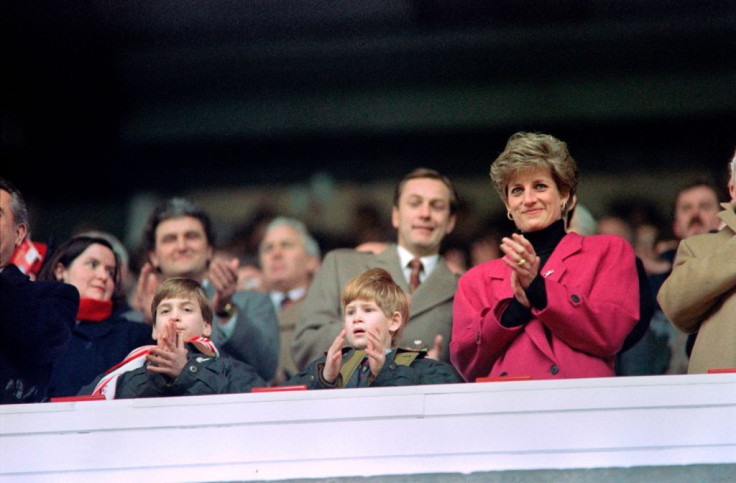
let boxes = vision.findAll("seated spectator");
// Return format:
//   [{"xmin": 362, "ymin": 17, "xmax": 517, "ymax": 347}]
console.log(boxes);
[
  {"xmin": 287, "ymin": 268, "xmax": 463, "ymax": 388},
  {"xmin": 1, "ymin": 177, "xmax": 79, "ymax": 404},
  {"xmin": 81, "ymin": 278, "xmax": 266, "ymax": 399},
  {"xmin": 37, "ymin": 235, "xmax": 155, "ymax": 397}
]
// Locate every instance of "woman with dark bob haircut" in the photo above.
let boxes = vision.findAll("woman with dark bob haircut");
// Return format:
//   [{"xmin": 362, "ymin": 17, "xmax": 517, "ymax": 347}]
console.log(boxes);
[
  {"xmin": 450, "ymin": 132, "xmax": 642, "ymax": 381},
  {"xmin": 38, "ymin": 235, "xmax": 154, "ymax": 397}
]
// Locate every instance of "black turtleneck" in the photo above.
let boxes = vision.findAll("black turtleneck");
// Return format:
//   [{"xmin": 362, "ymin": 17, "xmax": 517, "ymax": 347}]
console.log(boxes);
[{"xmin": 500, "ymin": 219, "xmax": 566, "ymax": 328}]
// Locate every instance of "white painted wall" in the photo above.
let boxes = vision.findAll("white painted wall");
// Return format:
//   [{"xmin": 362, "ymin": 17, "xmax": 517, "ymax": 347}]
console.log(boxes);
[{"xmin": 2, "ymin": 373, "xmax": 735, "ymax": 482}]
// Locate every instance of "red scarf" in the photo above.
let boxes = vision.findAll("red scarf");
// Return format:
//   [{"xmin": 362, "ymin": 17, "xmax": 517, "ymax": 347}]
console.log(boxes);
[
  {"xmin": 91, "ymin": 336, "xmax": 219, "ymax": 399},
  {"xmin": 77, "ymin": 298, "xmax": 113, "ymax": 322}
]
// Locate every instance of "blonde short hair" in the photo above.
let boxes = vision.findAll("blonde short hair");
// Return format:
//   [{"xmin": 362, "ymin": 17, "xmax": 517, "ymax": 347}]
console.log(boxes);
[
  {"xmin": 151, "ymin": 278, "xmax": 213, "ymax": 327},
  {"xmin": 342, "ymin": 268, "xmax": 409, "ymax": 348},
  {"xmin": 490, "ymin": 132, "xmax": 579, "ymax": 213}
]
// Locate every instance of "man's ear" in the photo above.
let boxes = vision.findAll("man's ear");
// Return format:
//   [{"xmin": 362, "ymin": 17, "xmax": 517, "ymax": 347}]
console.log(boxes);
[
  {"xmin": 306, "ymin": 255, "xmax": 320, "ymax": 276},
  {"xmin": 148, "ymin": 250, "xmax": 160, "ymax": 270},
  {"xmin": 391, "ymin": 206, "xmax": 400, "ymax": 230},
  {"xmin": 13, "ymin": 223, "xmax": 27, "ymax": 249},
  {"xmin": 445, "ymin": 213, "xmax": 457, "ymax": 235}
]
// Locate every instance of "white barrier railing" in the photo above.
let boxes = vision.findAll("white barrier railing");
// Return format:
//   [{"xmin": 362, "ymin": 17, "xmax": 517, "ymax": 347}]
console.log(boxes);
[{"xmin": 1, "ymin": 373, "xmax": 735, "ymax": 482}]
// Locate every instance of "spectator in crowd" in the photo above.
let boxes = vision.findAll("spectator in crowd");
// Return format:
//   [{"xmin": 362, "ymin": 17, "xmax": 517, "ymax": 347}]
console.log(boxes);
[
  {"xmin": 0, "ymin": 177, "xmax": 79, "ymax": 403},
  {"xmin": 37, "ymin": 235, "xmax": 154, "ymax": 397},
  {"xmin": 596, "ymin": 214, "xmax": 635, "ymax": 243},
  {"xmin": 662, "ymin": 180, "xmax": 721, "ymax": 372},
  {"xmin": 292, "ymin": 168, "xmax": 460, "ymax": 371},
  {"xmin": 82, "ymin": 278, "xmax": 265, "ymax": 399},
  {"xmin": 468, "ymin": 225, "xmax": 502, "ymax": 267},
  {"xmin": 131, "ymin": 197, "xmax": 279, "ymax": 381},
  {"xmin": 670, "ymin": 180, "xmax": 723, "ymax": 240},
  {"xmin": 258, "ymin": 216, "xmax": 321, "ymax": 384},
  {"xmin": 657, "ymin": 151, "xmax": 736, "ymax": 373},
  {"xmin": 467, "ymin": 213, "xmax": 516, "ymax": 269},
  {"xmin": 451, "ymin": 132, "xmax": 642, "ymax": 381},
  {"xmin": 287, "ymin": 268, "xmax": 462, "ymax": 388},
  {"xmin": 76, "ymin": 230, "xmax": 138, "ymax": 317},
  {"xmin": 565, "ymin": 196, "xmax": 597, "ymax": 236}
]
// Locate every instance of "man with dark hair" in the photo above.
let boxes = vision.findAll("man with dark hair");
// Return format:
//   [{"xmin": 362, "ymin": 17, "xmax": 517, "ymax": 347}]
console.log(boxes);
[
  {"xmin": 671, "ymin": 180, "xmax": 722, "ymax": 241},
  {"xmin": 643, "ymin": 179, "xmax": 724, "ymax": 374},
  {"xmin": 132, "ymin": 197, "xmax": 279, "ymax": 381},
  {"xmin": 292, "ymin": 168, "xmax": 459, "ymax": 371},
  {"xmin": 0, "ymin": 177, "xmax": 79, "ymax": 403}
]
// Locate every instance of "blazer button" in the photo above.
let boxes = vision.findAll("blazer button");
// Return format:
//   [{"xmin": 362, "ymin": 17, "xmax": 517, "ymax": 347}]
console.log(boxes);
[
  {"xmin": 550, "ymin": 364, "xmax": 559, "ymax": 375},
  {"xmin": 309, "ymin": 375, "xmax": 315, "ymax": 383},
  {"xmin": 389, "ymin": 363, "xmax": 397, "ymax": 370},
  {"xmin": 570, "ymin": 294, "xmax": 580, "ymax": 303},
  {"xmin": 189, "ymin": 365, "xmax": 198, "ymax": 374}
]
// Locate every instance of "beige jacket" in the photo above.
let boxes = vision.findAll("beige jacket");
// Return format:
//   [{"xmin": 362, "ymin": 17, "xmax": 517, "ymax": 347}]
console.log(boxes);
[{"xmin": 657, "ymin": 203, "xmax": 736, "ymax": 373}]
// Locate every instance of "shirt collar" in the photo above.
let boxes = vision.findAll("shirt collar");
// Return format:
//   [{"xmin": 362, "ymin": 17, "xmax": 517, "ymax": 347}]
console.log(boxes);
[
  {"xmin": 270, "ymin": 285, "xmax": 308, "ymax": 307},
  {"xmin": 396, "ymin": 245, "xmax": 439, "ymax": 277}
]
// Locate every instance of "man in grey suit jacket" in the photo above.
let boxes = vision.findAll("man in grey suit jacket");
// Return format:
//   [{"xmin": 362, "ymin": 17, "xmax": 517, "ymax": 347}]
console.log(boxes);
[
  {"xmin": 132, "ymin": 197, "xmax": 279, "ymax": 381},
  {"xmin": 292, "ymin": 168, "xmax": 459, "ymax": 371}
]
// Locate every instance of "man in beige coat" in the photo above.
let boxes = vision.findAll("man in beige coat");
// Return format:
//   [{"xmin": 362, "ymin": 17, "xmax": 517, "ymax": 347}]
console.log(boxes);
[
  {"xmin": 657, "ymin": 151, "xmax": 736, "ymax": 373},
  {"xmin": 291, "ymin": 168, "xmax": 459, "ymax": 371}
]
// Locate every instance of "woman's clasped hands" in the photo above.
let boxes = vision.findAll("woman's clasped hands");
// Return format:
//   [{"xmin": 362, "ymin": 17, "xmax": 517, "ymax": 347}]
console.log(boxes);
[{"xmin": 500, "ymin": 233, "xmax": 540, "ymax": 308}]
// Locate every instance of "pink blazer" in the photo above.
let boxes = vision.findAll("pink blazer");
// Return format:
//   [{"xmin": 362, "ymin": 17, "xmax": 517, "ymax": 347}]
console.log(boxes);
[{"xmin": 450, "ymin": 233, "xmax": 640, "ymax": 382}]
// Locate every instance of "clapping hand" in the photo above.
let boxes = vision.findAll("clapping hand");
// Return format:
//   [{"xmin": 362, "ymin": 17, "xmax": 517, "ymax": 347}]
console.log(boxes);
[
  {"xmin": 501, "ymin": 233, "xmax": 540, "ymax": 308},
  {"xmin": 209, "ymin": 257, "xmax": 239, "ymax": 319},
  {"xmin": 132, "ymin": 262, "xmax": 162, "ymax": 325},
  {"xmin": 365, "ymin": 326, "xmax": 387, "ymax": 377},
  {"xmin": 146, "ymin": 319, "xmax": 188, "ymax": 379},
  {"xmin": 323, "ymin": 329, "xmax": 346, "ymax": 384}
]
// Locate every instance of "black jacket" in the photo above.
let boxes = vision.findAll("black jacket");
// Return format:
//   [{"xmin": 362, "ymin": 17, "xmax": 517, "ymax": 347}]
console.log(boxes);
[
  {"xmin": 287, "ymin": 347, "xmax": 464, "ymax": 389},
  {"xmin": 48, "ymin": 313, "xmax": 155, "ymax": 398},
  {"xmin": 80, "ymin": 344, "xmax": 267, "ymax": 398},
  {"xmin": 1, "ymin": 265, "xmax": 79, "ymax": 403}
]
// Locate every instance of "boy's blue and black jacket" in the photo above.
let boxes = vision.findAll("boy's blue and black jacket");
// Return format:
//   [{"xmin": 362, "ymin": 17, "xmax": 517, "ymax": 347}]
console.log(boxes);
[
  {"xmin": 286, "ymin": 347, "xmax": 464, "ymax": 389},
  {"xmin": 79, "ymin": 343, "xmax": 266, "ymax": 398}
]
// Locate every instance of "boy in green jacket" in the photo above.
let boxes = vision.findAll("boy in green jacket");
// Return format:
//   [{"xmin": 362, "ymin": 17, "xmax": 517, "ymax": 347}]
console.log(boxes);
[{"xmin": 288, "ymin": 268, "xmax": 462, "ymax": 389}]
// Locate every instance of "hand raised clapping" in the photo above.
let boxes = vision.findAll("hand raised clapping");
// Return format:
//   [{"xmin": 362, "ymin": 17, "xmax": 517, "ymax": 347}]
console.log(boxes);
[
  {"xmin": 146, "ymin": 319, "xmax": 188, "ymax": 379},
  {"xmin": 500, "ymin": 233, "xmax": 540, "ymax": 308}
]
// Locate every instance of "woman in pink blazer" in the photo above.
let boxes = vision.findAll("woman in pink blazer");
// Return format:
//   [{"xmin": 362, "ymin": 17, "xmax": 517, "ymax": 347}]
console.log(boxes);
[{"xmin": 450, "ymin": 132, "xmax": 641, "ymax": 381}]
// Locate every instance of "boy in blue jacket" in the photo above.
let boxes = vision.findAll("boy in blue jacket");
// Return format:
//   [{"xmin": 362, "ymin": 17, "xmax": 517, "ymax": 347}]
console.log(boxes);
[
  {"xmin": 81, "ymin": 278, "xmax": 265, "ymax": 398},
  {"xmin": 288, "ymin": 268, "xmax": 462, "ymax": 389}
]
